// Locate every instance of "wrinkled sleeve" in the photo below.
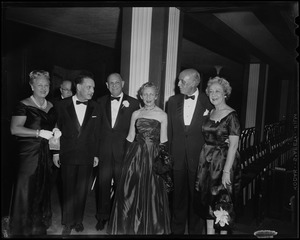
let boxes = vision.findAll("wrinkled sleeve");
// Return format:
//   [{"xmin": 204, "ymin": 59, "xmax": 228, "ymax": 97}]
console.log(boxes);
[{"xmin": 227, "ymin": 112, "xmax": 240, "ymax": 136}]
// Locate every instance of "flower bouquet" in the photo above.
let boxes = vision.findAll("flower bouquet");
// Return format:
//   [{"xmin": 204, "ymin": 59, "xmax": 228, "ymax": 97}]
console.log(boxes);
[{"xmin": 211, "ymin": 185, "xmax": 235, "ymax": 231}]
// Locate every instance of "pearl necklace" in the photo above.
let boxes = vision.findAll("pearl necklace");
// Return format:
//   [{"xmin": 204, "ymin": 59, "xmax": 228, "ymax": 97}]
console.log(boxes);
[
  {"xmin": 144, "ymin": 105, "xmax": 156, "ymax": 111},
  {"xmin": 30, "ymin": 95, "xmax": 47, "ymax": 109}
]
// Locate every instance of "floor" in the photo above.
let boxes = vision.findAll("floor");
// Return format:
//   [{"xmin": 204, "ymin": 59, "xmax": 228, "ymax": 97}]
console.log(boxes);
[
  {"xmin": 47, "ymin": 177, "xmax": 104, "ymax": 237},
  {"xmin": 45, "ymin": 178, "xmax": 298, "ymax": 238}
]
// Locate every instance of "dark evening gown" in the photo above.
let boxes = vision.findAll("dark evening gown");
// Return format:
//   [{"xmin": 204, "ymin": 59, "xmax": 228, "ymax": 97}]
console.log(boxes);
[
  {"xmin": 107, "ymin": 118, "xmax": 171, "ymax": 235},
  {"xmin": 195, "ymin": 111, "xmax": 241, "ymax": 215},
  {"xmin": 9, "ymin": 102, "xmax": 56, "ymax": 236}
]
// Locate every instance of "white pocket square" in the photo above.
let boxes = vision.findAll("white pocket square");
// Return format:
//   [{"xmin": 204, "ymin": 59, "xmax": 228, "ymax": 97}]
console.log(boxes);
[
  {"xmin": 203, "ymin": 109, "xmax": 209, "ymax": 116},
  {"xmin": 92, "ymin": 116, "xmax": 97, "ymax": 118}
]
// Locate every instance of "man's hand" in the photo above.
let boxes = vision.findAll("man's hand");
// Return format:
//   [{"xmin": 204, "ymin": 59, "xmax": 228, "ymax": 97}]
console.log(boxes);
[
  {"xmin": 53, "ymin": 154, "xmax": 60, "ymax": 168},
  {"xmin": 93, "ymin": 157, "xmax": 99, "ymax": 167}
]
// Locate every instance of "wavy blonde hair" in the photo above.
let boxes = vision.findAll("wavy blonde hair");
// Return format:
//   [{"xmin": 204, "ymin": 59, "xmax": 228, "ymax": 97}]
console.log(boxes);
[
  {"xmin": 29, "ymin": 70, "xmax": 50, "ymax": 84},
  {"xmin": 205, "ymin": 76, "xmax": 232, "ymax": 99}
]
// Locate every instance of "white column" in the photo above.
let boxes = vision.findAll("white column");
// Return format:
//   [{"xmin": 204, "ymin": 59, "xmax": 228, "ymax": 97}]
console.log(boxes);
[
  {"xmin": 245, "ymin": 63, "xmax": 260, "ymax": 128},
  {"xmin": 128, "ymin": 7, "xmax": 152, "ymax": 98},
  {"xmin": 164, "ymin": 7, "xmax": 180, "ymax": 106}
]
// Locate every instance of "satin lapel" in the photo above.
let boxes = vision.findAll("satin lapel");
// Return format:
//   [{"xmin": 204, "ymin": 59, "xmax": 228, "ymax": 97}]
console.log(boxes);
[
  {"xmin": 105, "ymin": 96, "xmax": 112, "ymax": 128},
  {"xmin": 176, "ymin": 95, "xmax": 185, "ymax": 129},
  {"xmin": 113, "ymin": 94, "xmax": 126, "ymax": 129},
  {"xmin": 67, "ymin": 102, "xmax": 80, "ymax": 133},
  {"xmin": 189, "ymin": 95, "xmax": 203, "ymax": 129},
  {"xmin": 80, "ymin": 102, "xmax": 94, "ymax": 137}
]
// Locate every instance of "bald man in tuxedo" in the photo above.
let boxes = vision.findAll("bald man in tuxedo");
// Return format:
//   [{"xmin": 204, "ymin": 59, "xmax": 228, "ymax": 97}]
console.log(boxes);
[
  {"xmin": 95, "ymin": 73, "xmax": 140, "ymax": 231},
  {"xmin": 167, "ymin": 69, "xmax": 213, "ymax": 235}
]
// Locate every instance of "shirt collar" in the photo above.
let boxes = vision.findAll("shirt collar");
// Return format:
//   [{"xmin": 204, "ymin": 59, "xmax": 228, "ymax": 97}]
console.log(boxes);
[
  {"xmin": 73, "ymin": 95, "xmax": 88, "ymax": 104},
  {"xmin": 186, "ymin": 88, "xmax": 199, "ymax": 98},
  {"xmin": 111, "ymin": 92, "xmax": 124, "ymax": 99}
]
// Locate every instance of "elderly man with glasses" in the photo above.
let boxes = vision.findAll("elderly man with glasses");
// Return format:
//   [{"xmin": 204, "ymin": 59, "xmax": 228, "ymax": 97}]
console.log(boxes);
[{"xmin": 60, "ymin": 80, "xmax": 73, "ymax": 99}]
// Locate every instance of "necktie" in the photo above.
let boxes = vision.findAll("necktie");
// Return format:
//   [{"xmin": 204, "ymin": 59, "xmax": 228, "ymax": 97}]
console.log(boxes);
[
  {"xmin": 185, "ymin": 95, "xmax": 195, "ymax": 100},
  {"xmin": 111, "ymin": 96, "xmax": 120, "ymax": 101},
  {"xmin": 76, "ymin": 100, "xmax": 88, "ymax": 105}
]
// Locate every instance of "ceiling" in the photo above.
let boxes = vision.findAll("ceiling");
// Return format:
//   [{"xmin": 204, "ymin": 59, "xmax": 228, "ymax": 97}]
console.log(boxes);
[{"xmin": 3, "ymin": 2, "xmax": 298, "ymax": 78}]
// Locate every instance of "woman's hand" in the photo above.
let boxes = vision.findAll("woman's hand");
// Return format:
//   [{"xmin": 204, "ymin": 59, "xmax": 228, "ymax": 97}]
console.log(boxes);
[
  {"xmin": 222, "ymin": 170, "xmax": 231, "ymax": 188},
  {"xmin": 52, "ymin": 128, "xmax": 62, "ymax": 138},
  {"xmin": 39, "ymin": 129, "xmax": 53, "ymax": 140}
]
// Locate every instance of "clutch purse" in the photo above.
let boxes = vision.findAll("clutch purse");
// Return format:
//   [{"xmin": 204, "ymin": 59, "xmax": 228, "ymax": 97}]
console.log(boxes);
[
  {"xmin": 49, "ymin": 136, "xmax": 60, "ymax": 150},
  {"xmin": 152, "ymin": 144, "xmax": 174, "ymax": 193},
  {"xmin": 49, "ymin": 128, "xmax": 61, "ymax": 150}
]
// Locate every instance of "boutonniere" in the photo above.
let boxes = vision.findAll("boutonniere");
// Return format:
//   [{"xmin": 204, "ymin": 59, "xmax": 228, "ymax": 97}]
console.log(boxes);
[
  {"xmin": 203, "ymin": 109, "xmax": 209, "ymax": 116},
  {"xmin": 122, "ymin": 100, "xmax": 130, "ymax": 108}
]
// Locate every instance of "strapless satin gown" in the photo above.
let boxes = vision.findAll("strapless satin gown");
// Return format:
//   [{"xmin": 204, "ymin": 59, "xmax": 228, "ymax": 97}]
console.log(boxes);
[
  {"xmin": 107, "ymin": 118, "xmax": 171, "ymax": 235},
  {"xmin": 10, "ymin": 102, "xmax": 56, "ymax": 236}
]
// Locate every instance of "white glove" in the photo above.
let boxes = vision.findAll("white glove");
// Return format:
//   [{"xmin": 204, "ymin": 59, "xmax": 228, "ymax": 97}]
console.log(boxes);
[
  {"xmin": 39, "ymin": 129, "xmax": 53, "ymax": 140},
  {"xmin": 52, "ymin": 128, "xmax": 62, "ymax": 138}
]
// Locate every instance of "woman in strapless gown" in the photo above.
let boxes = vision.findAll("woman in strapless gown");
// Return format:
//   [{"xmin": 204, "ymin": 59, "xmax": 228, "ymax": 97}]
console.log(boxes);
[{"xmin": 107, "ymin": 82, "xmax": 171, "ymax": 235}]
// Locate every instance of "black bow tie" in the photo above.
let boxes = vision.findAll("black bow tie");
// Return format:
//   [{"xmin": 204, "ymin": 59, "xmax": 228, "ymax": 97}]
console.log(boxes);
[
  {"xmin": 76, "ymin": 100, "xmax": 88, "ymax": 105},
  {"xmin": 185, "ymin": 95, "xmax": 195, "ymax": 100},
  {"xmin": 111, "ymin": 96, "xmax": 120, "ymax": 101}
]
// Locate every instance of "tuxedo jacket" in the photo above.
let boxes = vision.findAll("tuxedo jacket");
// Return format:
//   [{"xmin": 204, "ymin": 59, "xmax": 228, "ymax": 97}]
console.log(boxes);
[
  {"xmin": 167, "ymin": 92, "xmax": 213, "ymax": 172},
  {"xmin": 54, "ymin": 97, "xmax": 101, "ymax": 165},
  {"xmin": 97, "ymin": 93, "xmax": 140, "ymax": 163}
]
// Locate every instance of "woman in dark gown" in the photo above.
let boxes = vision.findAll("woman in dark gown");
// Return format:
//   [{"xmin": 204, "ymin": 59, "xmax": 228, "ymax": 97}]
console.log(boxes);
[
  {"xmin": 107, "ymin": 82, "xmax": 171, "ymax": 235},
  {"xmin": 9, "ymin": 70, "xmax": 58, "ymax": 236},
  {"xmin": 195, "ymin": 76, "xmax": 241, "ymax": 235}
]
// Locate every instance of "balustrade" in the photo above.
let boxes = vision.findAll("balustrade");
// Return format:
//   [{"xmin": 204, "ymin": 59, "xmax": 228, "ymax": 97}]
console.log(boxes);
[{"xmin": 237, "ymin": 120, "xmax": 294, "ymax": 225}]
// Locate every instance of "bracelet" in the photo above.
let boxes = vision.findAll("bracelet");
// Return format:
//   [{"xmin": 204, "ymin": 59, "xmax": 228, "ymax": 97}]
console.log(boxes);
[
  {"xmin": 223, "ymin": 170, "xmax": 230, "ymax": 174},
  {"xmin": 36, "ymin": 129, "xmax": 40, "ymax": 138}
]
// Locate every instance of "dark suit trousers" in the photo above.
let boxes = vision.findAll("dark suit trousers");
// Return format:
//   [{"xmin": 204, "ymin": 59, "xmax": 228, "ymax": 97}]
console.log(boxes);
[
  {"xmin": 96, "ymin": 153, "xmax": 122, "ymax": 221},
  {"xmin": 171, "ymin": 154, "xmax": 204, "ymax": 234},
  {"xmin": 61, "ymin": 164, "xmax": 93, "ymax": 226}
]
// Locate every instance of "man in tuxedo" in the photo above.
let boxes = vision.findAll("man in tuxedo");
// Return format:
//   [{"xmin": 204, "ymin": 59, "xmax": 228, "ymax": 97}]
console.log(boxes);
[
  {"xmin": 53, "ymin": 74, "xmax": 101, "ymax": 236},
  {"xmin": 167, "ymin": 69, "xmax": 212, "ymax": 234},
  {"xmin": 95, "ymin": 73, "xmax": 140, "ymax": 231}
]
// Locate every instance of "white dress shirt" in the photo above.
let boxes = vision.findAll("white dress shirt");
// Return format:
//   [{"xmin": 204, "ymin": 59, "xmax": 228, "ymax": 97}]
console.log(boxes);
[
  {"xmin": 111, "ymin": 92, "xmax": 123, "ymax": 128},
  {"xmin": 183, "ymin": 89, "xmax": 199, "ymax": 126},
  {"xmin": 72, "ymin": 95, "xmax": 87, "ymax": 126}
]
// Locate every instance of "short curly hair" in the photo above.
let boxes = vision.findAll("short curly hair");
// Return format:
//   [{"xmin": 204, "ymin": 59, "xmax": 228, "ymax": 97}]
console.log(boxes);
[
  {"xmin": 29, "ymin": 70, "xmax": 50, "ymax": 84},
  {"xmin": 138, "ymin": 82, "xmax": 159, "ymax": 97},
  {"xmin": 205, "ymin": 76, "xmax": 232, "ymax": 100}
]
